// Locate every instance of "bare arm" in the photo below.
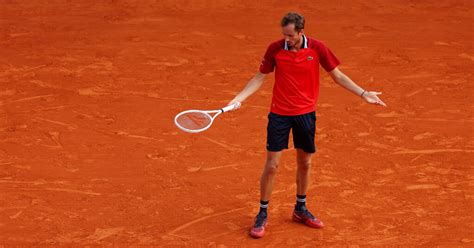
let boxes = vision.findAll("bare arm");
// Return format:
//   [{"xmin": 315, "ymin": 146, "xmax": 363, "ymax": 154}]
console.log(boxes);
[
  {"xmin": 328, "ymin": 67, "xmax": 386, "ymax": 106},
  {"xmin": 228, "ymin": 72, "xmax": 267, "ymax": 108}
]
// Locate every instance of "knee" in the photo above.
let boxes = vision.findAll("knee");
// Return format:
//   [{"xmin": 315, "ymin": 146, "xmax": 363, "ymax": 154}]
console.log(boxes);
[
  {"xmin": 298, "ymin": 160, "xmax": 311, "ymax": 171},
  {"xmin": 264, "ymin": 159, "xmax": 279, "ymax": 175}
]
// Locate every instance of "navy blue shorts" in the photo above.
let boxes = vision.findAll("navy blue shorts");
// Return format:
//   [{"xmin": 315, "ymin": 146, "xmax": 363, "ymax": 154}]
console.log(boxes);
[{"xmin": 266, "ymin": 111, "xmax": 316, "ymax": 153}]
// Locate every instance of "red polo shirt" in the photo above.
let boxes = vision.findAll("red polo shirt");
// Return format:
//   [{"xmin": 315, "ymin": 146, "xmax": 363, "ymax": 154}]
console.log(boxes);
[{"xmin": 259, "ymin": 36, "xmax": 340, "ymax": 116}]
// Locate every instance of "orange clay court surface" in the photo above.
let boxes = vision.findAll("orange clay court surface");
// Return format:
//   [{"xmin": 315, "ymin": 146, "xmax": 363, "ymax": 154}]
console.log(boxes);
[{"xmin": 0, "ymin": 0, "xmax": 473, "ymax": 246}]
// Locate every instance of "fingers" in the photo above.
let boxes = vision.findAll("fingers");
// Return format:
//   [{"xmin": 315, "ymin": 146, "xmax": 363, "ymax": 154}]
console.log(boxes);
[
  {"xmin": 365, "ymin": 91, "xmax": 386, "ymax": 106},
  {"xmin": 365, "ymin": 91, "xmax": 382, "ymax": 95},
  {"xmin": 373, "ymin": 96, "xmax": 386, "ymax": 107},
  {"xmin": 371, "ymin": 97, "xmax": 386, "ymax": 106},
  {"xmin": 227, "ymin": 101, "xmax": 241, "ymax": 111},
  {"xmin": 365, "ymin": 94, "xmax": 387, "ymax": 107},
  {"xmin": 234, "ymin": 101, "xmax": 241, "ymax": 110}
]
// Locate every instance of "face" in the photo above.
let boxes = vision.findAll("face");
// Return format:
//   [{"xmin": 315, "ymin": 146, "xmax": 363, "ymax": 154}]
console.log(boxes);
[{"xmin": 282, "ymin": 23, "xmax": 303, "ymax": 48}]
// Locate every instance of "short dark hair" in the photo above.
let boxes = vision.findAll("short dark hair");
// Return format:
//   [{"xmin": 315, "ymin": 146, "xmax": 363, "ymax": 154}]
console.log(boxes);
[{"xmin": 281, "ymin": 12, "xmax": 305, "ymax": 32}]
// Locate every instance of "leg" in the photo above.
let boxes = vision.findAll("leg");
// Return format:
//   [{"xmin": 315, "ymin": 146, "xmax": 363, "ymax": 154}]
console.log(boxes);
[
  {"xmin": 250, "ymin": 113, "xmax": 291, "ymax": 238},
  {"xmin": 262, "ymin": 112, "xmax": 291, "ymax": 200},
  {"xmin": 260, "ymin": 151, "xmax": 283, "ymax": 201},
  {"xmin": 292, "ymin": 111, "xmax": 316, "ymax": 195},
  {"xmin": 296, "ymin": 148, "xmax": 312, "ymax": 195},
  {"xmin": 291, "ymin": 112, "xmax": 323, "ymax": 228},
  {"xmin": 293, "ymin": 152, "xmax": 324, "ymax": 229}
]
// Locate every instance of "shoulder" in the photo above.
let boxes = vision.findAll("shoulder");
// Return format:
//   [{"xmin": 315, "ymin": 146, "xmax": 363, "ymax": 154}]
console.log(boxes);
[
  {"xmin": 268, "ymin": 39, "xmax": 285, "ymax": 48},
  {"xmin": 307, "ymin": 37, "xmax": 328, "ymax": 50},
  {"xmin": 265, "ymin": 39, "xmax": 285, "ymax": 53}
]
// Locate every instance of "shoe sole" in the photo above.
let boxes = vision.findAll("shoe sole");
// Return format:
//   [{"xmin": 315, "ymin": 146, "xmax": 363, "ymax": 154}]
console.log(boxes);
[
  {"xmin": 293, "ymin": 212, "xmax": 324, "ymax": 228},
  {"xmin": 249, "ymin": 222, "xmax": 267, "ymax": 238}
]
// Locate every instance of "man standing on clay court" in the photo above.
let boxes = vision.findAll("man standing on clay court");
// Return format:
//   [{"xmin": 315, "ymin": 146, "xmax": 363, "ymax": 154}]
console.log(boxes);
[{"xmin": 227, "ymin": 12, "xmax": 386, "ymax": 238}]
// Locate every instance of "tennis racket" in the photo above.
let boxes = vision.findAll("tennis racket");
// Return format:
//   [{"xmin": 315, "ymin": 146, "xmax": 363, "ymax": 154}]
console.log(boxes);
[{"xmin": 174, "ymin": 102, "xmax": 241, "ymax": 133}]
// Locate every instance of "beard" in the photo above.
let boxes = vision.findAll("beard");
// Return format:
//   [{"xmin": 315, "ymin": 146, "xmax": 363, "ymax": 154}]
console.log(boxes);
[{"xmin": 288, "ymin": 37, "xmax": 302, "ymax": 48}]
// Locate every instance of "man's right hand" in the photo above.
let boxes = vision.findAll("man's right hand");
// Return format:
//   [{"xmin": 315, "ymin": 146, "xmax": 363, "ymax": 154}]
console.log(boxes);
[
  {"xmin": 226, "ymin": 100, "xmax": 242, "ymax": 111},
  {"xmin": 226, "ymin": 72, "xmax": 266, "ymax": 112}
]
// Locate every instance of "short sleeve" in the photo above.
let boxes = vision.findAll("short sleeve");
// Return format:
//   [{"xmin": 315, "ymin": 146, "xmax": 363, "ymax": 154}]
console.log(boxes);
[
  {"xmin": 315, "ymin": 41, "xmax": 340, "ymax": 72},
  {"xmin": 259, "ymin": 43, "xmax": 279, "ymax": 74}
]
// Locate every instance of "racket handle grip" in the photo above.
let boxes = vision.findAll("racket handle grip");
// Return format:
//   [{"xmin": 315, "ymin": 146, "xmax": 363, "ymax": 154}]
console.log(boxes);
[{"xmin": 221, "ymin": 102, "xmax": 240, "ymax": 113}]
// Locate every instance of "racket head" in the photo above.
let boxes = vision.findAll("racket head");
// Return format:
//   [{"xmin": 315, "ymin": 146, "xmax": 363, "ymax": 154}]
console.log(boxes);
[{"xmin": 174, "ymin": 110, "xmax": 216, "ymax": 133}]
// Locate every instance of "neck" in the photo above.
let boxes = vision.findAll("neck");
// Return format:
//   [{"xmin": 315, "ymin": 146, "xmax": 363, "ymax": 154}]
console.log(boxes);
[{"xmin": 290, "ymin": 35, "xmax": 304, "ymax": 51}]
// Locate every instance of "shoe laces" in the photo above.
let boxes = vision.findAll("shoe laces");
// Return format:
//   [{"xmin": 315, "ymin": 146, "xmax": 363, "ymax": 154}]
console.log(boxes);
[
  {"xmin": 298, "ymin": 206, "xmax": 315, "ymax": 220},
  {"xmin": 303, "ymin": 209, "xmax": 315, "ymax": 220},
  {"xmin": 254, "ymin": 212, "xmax": 267, "ymax": 227}
]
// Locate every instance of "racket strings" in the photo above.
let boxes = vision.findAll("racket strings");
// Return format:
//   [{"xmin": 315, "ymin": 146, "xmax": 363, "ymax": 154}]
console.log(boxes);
[{"xmin": 176, "ymin": 111, "xmax": 212, "ymax": 131}]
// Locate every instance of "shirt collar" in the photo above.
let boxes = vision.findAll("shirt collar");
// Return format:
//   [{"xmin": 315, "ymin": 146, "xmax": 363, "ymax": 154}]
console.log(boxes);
[{"xmin": 284, "ymin": 34, "xmax": 308, "ymax": 50}]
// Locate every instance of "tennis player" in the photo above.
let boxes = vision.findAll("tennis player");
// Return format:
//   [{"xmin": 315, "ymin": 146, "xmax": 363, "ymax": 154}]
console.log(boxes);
[{"xmin": 228, "ymin": 12, "xmax": 386, "ymax": 238}]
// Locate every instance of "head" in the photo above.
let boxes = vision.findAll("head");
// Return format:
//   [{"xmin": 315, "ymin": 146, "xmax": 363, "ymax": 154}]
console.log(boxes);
[{"xmin": 281, "ymin": 12, "xmax": 305, "ymax": 48}]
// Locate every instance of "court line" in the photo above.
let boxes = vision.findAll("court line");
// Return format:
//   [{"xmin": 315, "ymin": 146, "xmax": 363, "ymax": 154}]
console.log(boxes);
[
  {"xmin": 202, "ymin": 136, "xmax": 242, "ymax": 152},
  {"xmin": 407, "ymin": 118, "xmax": 474, "ymax": 123},
  {"xmin": 15, "ymin": 105, "xmax": 75, "ymax": 113},
  {"xmin": 18, "ymin": 187, "xmax": 101, "ymax": 196},
  {"xmin": 393, "ymin": 149, "xmax": 474, "ymax": 154},
  {"xmin": 9, "ymin": 210, "xmax": 23, "ymax": 219},
  {"xmin": 166, "ymin": 207, "xmax": 246, "ymax": 235},
  {"xmin": 201, "ymin": 163, "xmax": 239, "ymax": 172},
  {"xmin": 94, "ymin": 128, "xmax": 162, "ymax": 141},
  {"xmin": 375, "ymin": 116, "xmax": 474, "ymax": 123},
  {"xmin": 35, "ymin": 117, "xmax": 78, "ymax": 130},
  {"xmin": 410, "ymin": 154, "xmax": 424, "ymax": 163},
  {"xmin": 0, "ymin": 64, "xmax": 48, "ymax": 79},
  {"xmin": 164, "ymin": 233, "xmax": 192, "ymax": 240},
  {"xmin": 205, "ymin": 227, "xmax": 247, "ymax": 240},
  {"xmin": 0, "ymin": 180, "xmax": 68, "ymax": 185},
  {"xmin": 126, "ymin": 134, "xmax": 161, "ymax": 141},
  {"xmin": 405, "ymin": 89, "xmax": 424, "ymax": 97},
  {"xmin": 406, "ymin": 184, "xmax": 440, "ymax": 190},
  {"xmin": 0, "ymin": 94, "xmax": 55, "ymax": 106}
]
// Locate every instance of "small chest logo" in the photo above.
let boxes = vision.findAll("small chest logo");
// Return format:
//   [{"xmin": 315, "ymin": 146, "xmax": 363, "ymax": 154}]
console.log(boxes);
[{"xmin": 307, "ymin": 56, "xmax": 314, "ymax": 60}]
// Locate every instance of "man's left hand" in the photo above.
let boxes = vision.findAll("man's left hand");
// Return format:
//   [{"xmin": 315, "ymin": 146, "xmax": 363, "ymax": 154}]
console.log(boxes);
[{"xmin": 362, "ymin": 91, "xmax": 387, "ymax": 107}]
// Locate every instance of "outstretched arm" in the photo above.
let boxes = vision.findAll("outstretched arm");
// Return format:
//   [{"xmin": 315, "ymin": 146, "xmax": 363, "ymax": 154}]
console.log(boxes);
[
  {"xmin": 328, "ymin": 67, "xmax": 386, "ymax": 106},
  {"xmin": 227, "ymin": 72, "xmax": 267, "ymax": 109}
]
